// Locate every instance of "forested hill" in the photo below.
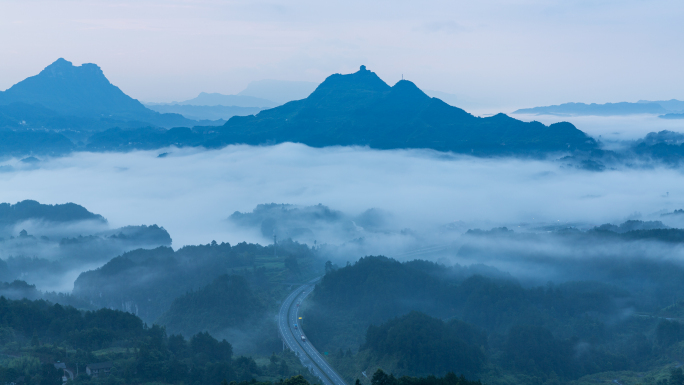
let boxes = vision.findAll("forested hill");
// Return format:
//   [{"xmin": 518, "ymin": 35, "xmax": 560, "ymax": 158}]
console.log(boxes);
[
  {"xmin": 0, "ymin": 296, "xmax": 305, "ymax": 385},
  {"xmin": 361, "ymin": 312, "xmax": 487, "ymax": 378},
  {"xmin": 157, "ymin": 274, "xmax": 266, "ymax": 338},
  {"xmin": 0, "ymin": 200, "xmax": 106, "ymax": 226},
  {"xmin": 205, "ymin": 66, "xmax": 596, "ymax": 156},
  {"xmin": 304, "ymin": 256, "xmax": 630, "ymax": 351},
  {"xmin": 305, "ymin": 256, "xmax": 684, "ymax": 384},
  {"xmin": 73, "ymin": 239, "xmax": 319, "ymax": 323}
]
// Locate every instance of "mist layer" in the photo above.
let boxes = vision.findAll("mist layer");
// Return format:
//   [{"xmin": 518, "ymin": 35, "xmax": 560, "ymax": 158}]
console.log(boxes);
[{"xmin": 0, "ymin": 143, "xmax": 683, "ymax": 247}]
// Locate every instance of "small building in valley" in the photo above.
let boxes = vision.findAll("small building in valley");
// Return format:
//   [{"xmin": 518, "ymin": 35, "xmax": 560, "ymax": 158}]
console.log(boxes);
[{"xmin": 86, "ymin": 362, "xmax": 113, "ymax": 377}]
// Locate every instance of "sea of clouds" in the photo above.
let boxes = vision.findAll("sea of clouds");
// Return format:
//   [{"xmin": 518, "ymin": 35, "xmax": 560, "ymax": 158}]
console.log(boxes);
[{"xmin": 1, "ymin": 140, "xmax": 683, "ymax": 250}]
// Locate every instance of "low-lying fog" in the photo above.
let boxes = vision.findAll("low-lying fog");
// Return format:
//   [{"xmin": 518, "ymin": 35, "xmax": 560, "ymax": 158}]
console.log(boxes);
[{"xmin": 1, "ymin": 142, "xmax": 683, "ymax": 252}]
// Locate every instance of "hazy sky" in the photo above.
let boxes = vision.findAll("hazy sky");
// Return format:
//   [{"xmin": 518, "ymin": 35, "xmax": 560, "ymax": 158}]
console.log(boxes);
[{"xmin": 1, "ymin": 0, "xmax": 683, "ymax": 108}]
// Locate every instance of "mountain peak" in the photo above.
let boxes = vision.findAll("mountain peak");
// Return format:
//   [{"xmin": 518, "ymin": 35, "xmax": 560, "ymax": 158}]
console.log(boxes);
[
  {"xmin": 49, "ymin": 57, "xmax": 72, "ymax": 67},
  {"xmin": 392, "ymin": 79, "xmax": 427, "ymax": 94},
  {"xmin": 217, "ymin": 66, "xmax": 595, "ymax": 155},
  {"xmin": 306, "ymin": 66, "xmax": 391, "ymax": 109},
  {"xmin": 318, "ymin": 66, "xmax": 389, "ymax": 91},
  {"xmin": 385, "ymin": 79, "xmax": 431, "ymax": 104},
  {"xmin": 0, "ymin": 58, "xmax": 201, "ymax": 128},
  {"xmin": 0, "ymin": 58, "xmax": 146, "ymax": 117},
  {"xmin": 39, "ymin": 58, "xmax": 105, "ymax": 80}
]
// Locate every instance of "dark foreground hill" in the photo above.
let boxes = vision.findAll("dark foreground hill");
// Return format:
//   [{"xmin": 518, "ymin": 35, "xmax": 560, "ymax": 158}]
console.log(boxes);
[
  {"xmin": 204, "ymin": 66, "xmax": 595, "ymax": 156},
  {"xmin": 0, "ymin": 296, "xmax": 311, "ymax": 385},
  {"xmin": 157, "ymin": 274, "xmax": 266, "ymax": 338},
  {"xmin": 72, "ymin": 240, "xmax": 317, "ymax": 323},
  {"xmin": 304, "ymin": 256, "xmax": 684, "ymax": 384}
]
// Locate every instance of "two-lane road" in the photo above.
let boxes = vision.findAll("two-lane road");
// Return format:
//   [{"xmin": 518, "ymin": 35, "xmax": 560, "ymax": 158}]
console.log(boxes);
[{"xmin": 278, "ymin": 278, "xmax": 348, "ymax": 385}]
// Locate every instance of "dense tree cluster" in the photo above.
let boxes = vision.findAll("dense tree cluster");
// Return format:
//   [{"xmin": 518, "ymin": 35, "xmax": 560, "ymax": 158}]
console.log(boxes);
[
  {"xmin": 363, "ymin": 312, "xmax": 485, "ymax": 377},
  {"xmin": 0, "ymin": 297, "xmax": 143, "ymax": 348},
  {"xmin": 158, "ymin": 275, "xmax": 266, "ymax": 338},
  {"xmin": 370, "ymin": 369, "xmax": 482, "ymax": 385},
  {"xmin": 73, "ymin": 240, "xmax": 314, "ymax": 322},
  {"xmin": 0, "ymin": 296, "xmax": 310, "ymax": 385},
  {"xmin": 305, "ymin": 256, "xmax": 630, "ymax": 349},
  {"xmin": 503, "ymin": 325, "xmax": 630, "ymax": 378},
  {"xmin": 304, "ymin": 256, "xmax": 669, "ymax": 382}
]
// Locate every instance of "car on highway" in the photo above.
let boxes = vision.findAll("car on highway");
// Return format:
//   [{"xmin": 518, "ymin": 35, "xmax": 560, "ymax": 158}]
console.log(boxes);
[{"xmin": 301, "ymin": 335, "xmax": 306, "ymax": 342}]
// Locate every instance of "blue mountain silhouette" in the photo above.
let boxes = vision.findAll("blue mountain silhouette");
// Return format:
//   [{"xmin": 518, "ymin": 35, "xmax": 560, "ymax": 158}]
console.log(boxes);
[{"xmin": 205, "ymin": 66, "xmax": 596, "ymax": 155}]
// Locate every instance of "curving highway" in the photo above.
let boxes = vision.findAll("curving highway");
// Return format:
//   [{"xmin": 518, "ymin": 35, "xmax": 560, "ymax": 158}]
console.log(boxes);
[{"xmin": 278, "ymin": 277, "xmax": 348, "ymax": 385}]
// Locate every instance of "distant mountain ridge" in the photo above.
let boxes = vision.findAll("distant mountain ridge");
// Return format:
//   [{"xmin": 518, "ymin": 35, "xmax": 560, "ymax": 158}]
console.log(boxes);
[
  {"xmin": 204, "ymin": 66, "xmax": 596, "ymax": 155},
  {"xmin": 514, "ymin": 99, "xmax": 684, "ymax": 117},
  {"xmin": 0, "ymin": 62, "xmax": 602, "ymax": 158},
  {"xmin": 160, "ymin": 92, "xmax": 278, "ymax": 108},
  {"xmin": 638, "ymin": 99, "xmax": 684, "ymax": 112},
  {"xmin": 659, "ymin": 113, "xmax": 684, "ymax": 120},
  {"xmin": 237, "ymin": 79, "xmax": 318, "ymax": 105},
  {"xmin": 144, "ymin": 104, "xmax": 260, "ymax": 121},
  {"xmin": 514, "ymin": 102, "xmax": 668, "ymax": 116},
  {"xmin": 143, "ymin": 81, "xmax": 317, "ymax": 120},
  {"xmin": 4, "ymin": 61, "xmax": 684, "ymax": 167},
  {"xmin": 0, "ymin": 58, "xmax": 221, "ymax": 129}
]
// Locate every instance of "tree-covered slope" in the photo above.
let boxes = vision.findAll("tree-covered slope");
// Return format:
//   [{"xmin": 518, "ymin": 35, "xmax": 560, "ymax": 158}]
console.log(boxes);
[
  {"xmin": 361, "ymin": 312, "xmax": 486, "ymax": 378},
  {"xmin": 207, "ymin": 66, "xmax": 596, "ymax": 156},
  {"xmin": 0, "ymin": 200, "xmax": 106, "ymax": 226},
  {"xmin": 73, "ymin": 240, "xmax": 319, "ymax": 324},
  {"xmin": 0, "ymin": 296, "xmax": 306, "ymax": 385},
  {"xmin": 303, "ymin": 256, "xmax": 663, "ymax": 382},
  {"xmin": 304, "ymin": 256, "xmax": 684, "ymax": 385},
  {"xmin": 73, "ymin": 240, "xmax": 322, "ymax": 355},
  {"xmin": 157, "ymin": 274, "xmax": 266, "ymax": 337}
]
